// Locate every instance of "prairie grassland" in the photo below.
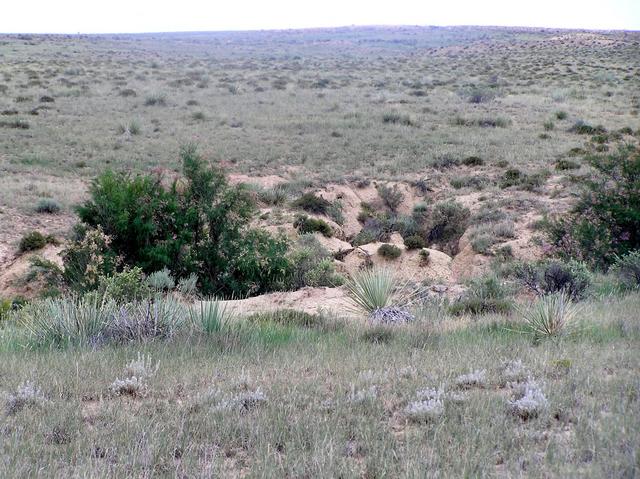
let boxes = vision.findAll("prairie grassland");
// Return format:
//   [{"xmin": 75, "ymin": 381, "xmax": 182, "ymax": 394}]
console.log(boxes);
[{"xmin": 0, "ymin": 292, "xmax": 638, "ymax": 477}]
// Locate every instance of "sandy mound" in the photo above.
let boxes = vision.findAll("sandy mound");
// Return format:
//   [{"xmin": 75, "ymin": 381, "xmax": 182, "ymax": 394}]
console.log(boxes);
[
  {"xmin": 341, "ymin": 233, "xmax": 453, "ymax": 283},
  {"xmin": 220, "ymin": 286, "xmax": 356, "ymax": 319},
  {"xmin": 0, "ymin": 245, "xmax": 64, "ymax": 299}
]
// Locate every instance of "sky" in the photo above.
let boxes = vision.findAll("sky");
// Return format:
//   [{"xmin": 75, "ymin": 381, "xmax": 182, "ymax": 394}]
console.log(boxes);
[{"xmin": 2, "ymin": 0, "xmax": 639, "ymax": 33}]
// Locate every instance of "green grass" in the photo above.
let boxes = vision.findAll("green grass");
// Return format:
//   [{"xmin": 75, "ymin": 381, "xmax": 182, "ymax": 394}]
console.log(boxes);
[{"xmin": 0, "ymin": 292, "xmax": 637, "ymax": 476}]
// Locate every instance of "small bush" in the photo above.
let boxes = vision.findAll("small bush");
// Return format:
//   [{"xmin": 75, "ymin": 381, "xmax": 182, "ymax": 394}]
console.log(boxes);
[
  {"xmin": 432, "ymin": 154, "xmax": 460, "ymax": 169},
  {"xmin": 543, "ymin": 120, "xmax": 555, "ymax": 131},
  {"xmin": 382, "ymin": 111, "xmax": 416, "ymax": 126},
  {"xmin": 19, "ymin": 231, "xmax": 50, "ymax": 252},
  {"xmin": 569, "ymin": 120, "xmax": 605, "ymax": 135},
  {"xmin": 145, "ymin": 267, "xmax": 175, "ymax": 291},
  {"xmin": 361, "ymin": 325, "xmax": 395, "ymax": 344},
  {"xmin": 35, "ymin": 198, "xmax": 61, "ymax": 214},
  {"xmin": 404, "ymin": 235, "xmax": 426, "ymax": 250},
  {"xmin": 462, "ymin": 156, "xmax": 484, "ymax": 166},
  {"xmin": 555, "ymin": 111, "xmax": 568, "ymax": 120},
  {"xmin": 611, "ymin": 250, "xmax": 640, "ymax": 289},
  {"xmin": 555, "ymin": 159, "xmax": 580, "ymax": 170},
  {"xmin": 144, "ymin": 93, "xmax": 167, "ymax": 106},
  {"xmin": 450, "ymin": 274, "xmax": 512, "ymax": 315},
  {"xmin": 119, "ymin": 89, "xmax": 137, "ymax": 97},
  {"xmin": 292, "ymin": 192, "xmax": 332, "ymax": 215},
  {"xmin": 97, "ymin": 267, "xmax": 151, "ymax": 303},
  {"xmin": 286, "ymin": 235, "xmax": 343, "ymax": 289},
  {"xmin": 513, "ymin": 260, "xmax": 592, "ymax": 301},
  {"xmin": 427, "ymin": 200, "xmax": 470, "ymax": 254},
  {"xmin": 293, "ymin": 215, "xmax": 333, "ymax": 237},
  {"xmin": 378, "ymin": 244, "xmax": 402, "ymax": 260},
  {"xmin": 39, "ymin": 95, "xmax": 55, "ymax": 103},
  {"xmin": 376, "ymin": 183, "xmax": 404, "ymax": 212}
]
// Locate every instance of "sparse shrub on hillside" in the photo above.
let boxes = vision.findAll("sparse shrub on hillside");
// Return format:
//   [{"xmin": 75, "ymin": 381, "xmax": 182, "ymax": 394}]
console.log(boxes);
[
  {"xmin": 427, "ymin": 200, "xmax": 470, "ymax": 254},
  {"xmin": 145, "ymin": 267, "xmax": 176, "ymax": 292},
  {"xmin": 292, "ymin": 192, "xmax": 332, "ymax": 215},
  {"xmin": 543, "ymin": 120, "xmax": 555, "ymax": 131},
  {"xmin": 378, "ymin": 244, "xmax": 402, "ymax": 260},
  {"xmin": 19, "ymin": 231, "xmax": 56, "ymax": 252},
  {"xmin": 545, "ymin": 145, "xmax": 640, "ymax": 270},
  {"xmin": 404, "ymin": 235, "xmax": 426, "ymax": 250},
  {"xmin": 119, "ymin": 89, "xmax": 137, "ymax": 97},
  {"xmin": 293, "ymin": 215, "xmax": 333, "ymax": 237},
  {"xmin": 513, "ymin": 260, "xmax": 592, "ymax": 301},
  {"xmin": 450, "ymin": 175, "xmax": 488, "ymax": 190},
  {"xmin": 376, "ymin": 183, "xmax": 404, "ymax": 212},
  {"xmin": 35, "ymin": 198, "xmax": 61, "ymax": 214}
]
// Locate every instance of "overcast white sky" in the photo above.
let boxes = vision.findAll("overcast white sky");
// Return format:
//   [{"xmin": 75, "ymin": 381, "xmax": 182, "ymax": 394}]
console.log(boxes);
[{"xmin": 2, "ymin": 0, "xmax": 639, "ymax": 33}]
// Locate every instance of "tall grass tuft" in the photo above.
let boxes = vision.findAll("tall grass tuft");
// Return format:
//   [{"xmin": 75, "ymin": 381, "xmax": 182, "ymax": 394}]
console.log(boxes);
[{"xmin": 520, "ymin": 291, "xmax": 581, "ymax": 338}]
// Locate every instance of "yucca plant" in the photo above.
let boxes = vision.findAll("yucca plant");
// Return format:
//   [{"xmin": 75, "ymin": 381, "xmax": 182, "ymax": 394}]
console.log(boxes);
[
  {"xmin": 520, "ymin": 291, "xmax": 581, "ymax": 338},
  {"xmin": 17, "ymin": 295, "xmax": 111, "ymax": 348},
  {"xmin": 189, "ymin": 299, "xmax": 231, "ymax": 334},
  {"xmin": 345, "ymin": 266, "xmax": 397, "ymax": 314}
]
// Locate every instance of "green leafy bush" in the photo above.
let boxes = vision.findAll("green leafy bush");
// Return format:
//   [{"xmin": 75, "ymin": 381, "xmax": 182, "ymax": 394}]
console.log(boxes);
[
  {"xmin": 73, "ymin": 145, "xmax": 290, "ymax": 297},
  {"xmin": 378, "ymin": 244, "xmax": 402, "ymax": 260},
  {"xmin": 292, "ymin": 192, "xmax": 332, "ymax": 215},
  {"xmin": 19, "ymin": 231, "xmax": 56, "ymax": 252},
  {"xmin": 545, "ymin": 145, "xmax": 640, "ymax": 269},
  {"xmin": 404, "ymin": 235, "xmax": 426, "ymax": 250},
  {"xmin": 293, "ymin": 215, "xmax": 333, "ymax": 237},
  {"xmin": 97, "ymin": 267, "xmax": 151, "ymax": 303}
]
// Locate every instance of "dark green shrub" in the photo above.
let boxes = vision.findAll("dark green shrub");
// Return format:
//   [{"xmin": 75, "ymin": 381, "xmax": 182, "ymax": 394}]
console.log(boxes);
[
  {"xmin": 513, "ymin": 260, "xmax": 592, "ymax": 300},
  {"xmin": 570, "ymin": 120, "xmax": 605, "ymax": 135},
  {"xmin": 545, "ymin": 145, "xmax": 640, "ymax": 269},
  {"xmin": 376, "ymin": 183, "xmax": 404, "ymax": 211},
  {"xmin": 292, "ymin": 192, "xmax": 331, "ymax": 215},
  {"xmin": 462, "ymin": 156, "xmax": 484, "ymax": 166},
  {"xmin": 19, "ymin": 231, "xmax": 47, "ymax": 252},
  {"xmin": 293, "ymin": 215, "xmax": 333, "ymax": 237},
  {"xmin": 500, "ymin": 168, "xmax": 524, "ymax": 188},
  {"xmin": 555, "ymin": 159, "xmax": 580, "ymax": 170},
  {"xmin": 555, "ymin": 111, "xmax": 568, "ymax": 120},
  {"xmin": 378, "ymin": 244, "xmax": 402, "ymax": 260},
  {"xmin": 35, "ymin": 198, "xmax": 61, "ymax": 214},
  {"xmin": 404, "ymin": 235, "xmax": 426, "ymax": 250},
  {"xmin": 73, "ymin": 145, "xmax": 290, "ymax": 296},
  {"xmin": 543, "ymin": 120, "xmax": 555, "ymax": 131}
]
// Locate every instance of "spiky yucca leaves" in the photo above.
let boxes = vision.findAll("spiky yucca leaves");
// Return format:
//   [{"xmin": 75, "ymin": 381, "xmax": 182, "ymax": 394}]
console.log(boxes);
[
  {"xmin": 345, "ymin": 267, "xmax": 397, "ymax": 314},
  {"xmin": 345, "ymin": 266, "xmax": 419, "ymax": 320},
  {"xmin": 520, "ymin": 291, "xmax": 581, "ymax": 338},
  {"xmin": 189, "ymin": 299, "xmax": 231, "ymax": 334},
  {"xmin": 17, "ymin": 295, "xmax": 110, "ymax": 348}
]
